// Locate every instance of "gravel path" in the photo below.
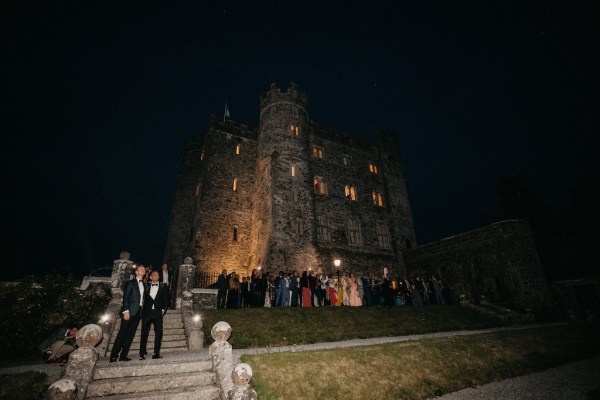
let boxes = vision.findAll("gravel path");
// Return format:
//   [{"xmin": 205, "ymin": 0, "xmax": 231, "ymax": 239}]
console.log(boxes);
[{"xmin": 432, "ymin": 355, "xmax": 600, "ymax": 400}]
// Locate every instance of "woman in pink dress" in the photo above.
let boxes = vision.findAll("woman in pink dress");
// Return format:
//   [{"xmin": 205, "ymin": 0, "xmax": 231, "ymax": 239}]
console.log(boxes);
[{"xmin": 349, "ymin": 274, "xmax": 362, "ymax": 306}]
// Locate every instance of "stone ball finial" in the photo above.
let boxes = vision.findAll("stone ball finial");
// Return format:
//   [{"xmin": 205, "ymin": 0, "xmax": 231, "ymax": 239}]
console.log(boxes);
[
  {"xmin": 232, "ymin": 363, "xmax": 253, "ymax": 386},
  {"xmin": 119, "ymin": 251, "xmax": 130, "ymax": 260},
  {"xmin": 184, "ymin": 256, "xmax": 193, "ymax": 265},
  {"xmin": 47, "ymin": 378, "xmax": 78, "ymax": 400},
  {"xmin": 75, "ymin": 324, "xmax": 103, "ymax": 348},
  {"xmin": 211, "ymin": 321, "xmax": 232, "ymax": 342}
]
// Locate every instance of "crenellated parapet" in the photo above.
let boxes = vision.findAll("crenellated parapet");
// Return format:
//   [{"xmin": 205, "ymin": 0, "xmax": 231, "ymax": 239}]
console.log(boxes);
[
  {"xmin": 260, "ymin": 81, "xmax": 308, "ymax": 119},
  {"xmin": 208, "ymin": 114, "xmax": 258, "ymax": 140}
]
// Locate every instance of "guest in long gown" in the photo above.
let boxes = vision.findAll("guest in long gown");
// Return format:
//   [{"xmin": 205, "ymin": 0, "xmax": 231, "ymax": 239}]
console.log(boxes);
[
  {"xmin": 335, "ymin": 275, "xmax": 344, "ymax": 306},
  {"xmin": 341, "ymin": 272, "xmax": 351, "ymax": 306},
  {"xmin": 327, "ymin": 274, "xmax": 337, "ymax": 306},
  {"xmin": 264, "ymin": 274, "xmax": 274, "ymax": 308},
  {"xmin": 349, "ymin": 274, "xmax": 362, "ymax": 306},
  {"xmin": 226, "ymin": 272, "xmax": 240, "ymax": 309},
  {"xmin": 300, "ymin": 271, "xmax": 312, "ymax": 307}
]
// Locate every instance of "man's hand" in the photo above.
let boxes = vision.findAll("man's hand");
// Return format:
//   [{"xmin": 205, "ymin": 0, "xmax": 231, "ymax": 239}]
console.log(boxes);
[{"xmin": 123, "ymin": 311, "xmax": 130, "ymax": 321}]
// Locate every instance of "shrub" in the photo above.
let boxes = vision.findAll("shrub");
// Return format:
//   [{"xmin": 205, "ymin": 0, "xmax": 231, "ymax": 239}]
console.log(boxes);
[{"xmin": 0, "ymin": 270, "xmax": 111, "ymax": 365}]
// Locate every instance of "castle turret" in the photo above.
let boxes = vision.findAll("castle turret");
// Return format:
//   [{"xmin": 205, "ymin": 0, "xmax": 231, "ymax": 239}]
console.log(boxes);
[{"xmin": 250, "ymin": 82, "xmax": 319, "ymax": 271}]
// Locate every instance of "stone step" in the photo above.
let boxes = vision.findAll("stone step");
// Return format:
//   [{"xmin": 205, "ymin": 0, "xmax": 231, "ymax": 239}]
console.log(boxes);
[
  {"xmin": 109, "ymin": 332, "xmax": 186, "ymax": 343},
  {"xmin": 108, "ymin": 340, "xmax": 188, "ymax": 352},
  {"xmin": 93, "ymin": 360, "xmax": 212, "ymax": 379},
  {"xmin": 85, "ymin": 386, "xmax": 220, "ymax": 400},
  {"xmin": 114, "ymin": 320, "xmax": 184, "ymax": 329},
  {"xmin": 86, "ymin": 370, "xmax": 216, "ymax": 398}
]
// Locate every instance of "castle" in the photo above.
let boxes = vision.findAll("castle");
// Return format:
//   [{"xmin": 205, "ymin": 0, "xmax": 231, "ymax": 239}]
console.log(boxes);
[
  {"xmin": 164, "ymin": 82, "xmax": 416, "ymax": 278},
  {"xmin": 163, "ymin": 82, "xmax": 552, "ymax": 309}
]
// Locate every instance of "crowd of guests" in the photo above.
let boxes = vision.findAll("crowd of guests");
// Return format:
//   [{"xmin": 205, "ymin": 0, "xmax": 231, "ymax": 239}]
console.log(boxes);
[{"xmin": 216, "ymin": 268, "xmax": 453, "ymax": 315}]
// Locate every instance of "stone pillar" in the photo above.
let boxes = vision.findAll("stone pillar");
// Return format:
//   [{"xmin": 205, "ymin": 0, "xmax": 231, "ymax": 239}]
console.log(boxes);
[
  {"xmin": 228, "ymin": 363, "xmax": 258, "ymax": 400},
  {"xmin": 47, "ymin": 324, "xmax": 103, "ymax": 400},
  {"xmin": 182, "ymin": 297, "xmax": 205, "ymax": 350},
  {"xmin": 209, "ymin": 321, "xmax": 234, "ymax": 396},
  {"xmin": 96, "ymin": 251, "xmax": 133, "ymax": 357},
  {"xmin": 176, "ymin": 256, "xmax": 196, "ymax": 310}
]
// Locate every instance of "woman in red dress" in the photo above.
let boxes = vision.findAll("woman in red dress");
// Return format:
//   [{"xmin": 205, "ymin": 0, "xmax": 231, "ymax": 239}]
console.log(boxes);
[{"xmin": 300, "ymin": 271, "xmax": 312, "ymax": 307}]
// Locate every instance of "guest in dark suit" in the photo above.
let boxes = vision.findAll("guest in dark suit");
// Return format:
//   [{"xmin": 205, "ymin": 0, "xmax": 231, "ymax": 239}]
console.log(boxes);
[
  {"xmin": 158, "ymin": 263, "xmax": 172, "ymax": 289},
  {"xmin": 110, "ymin": 264, "xmax": 146, "ymax": 362},
  {"xmin": 139, "ymin": 271, "xmax": 169, "ymax": 360},
  {"xmin": 217, "ymin": 269, "xmax": 228, "ymax": 309}
]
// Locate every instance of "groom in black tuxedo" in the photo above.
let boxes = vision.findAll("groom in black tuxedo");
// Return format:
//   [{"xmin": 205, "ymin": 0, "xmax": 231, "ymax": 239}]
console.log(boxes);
[
  {"xmin": 139, "ymin": 270, "xmax": 169, "ymax": 360},
  {"xmin": 110, "ymin": 264, "xmax": 146, "ymax": 362}
]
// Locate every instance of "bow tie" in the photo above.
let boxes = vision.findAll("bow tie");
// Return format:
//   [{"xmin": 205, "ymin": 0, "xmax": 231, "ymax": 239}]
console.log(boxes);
[
  {"xmin": 138, "ymin": 280, "xmax": 143, "ymax": 284},
  {"xmin": 152, "ymin": 284, "xmax": 158, "ymax": 287}
]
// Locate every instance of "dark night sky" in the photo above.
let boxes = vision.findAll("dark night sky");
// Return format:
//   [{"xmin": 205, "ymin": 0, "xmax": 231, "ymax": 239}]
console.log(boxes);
[{"xmin": 2, "ymin": 1, "xmax": 598, "ymax": 280}]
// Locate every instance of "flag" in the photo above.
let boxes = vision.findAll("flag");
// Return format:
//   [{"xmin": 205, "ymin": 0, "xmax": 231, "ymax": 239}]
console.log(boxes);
[{"xmin": 224, "ymin": 102, "xmax": 230, "ymax": 120}]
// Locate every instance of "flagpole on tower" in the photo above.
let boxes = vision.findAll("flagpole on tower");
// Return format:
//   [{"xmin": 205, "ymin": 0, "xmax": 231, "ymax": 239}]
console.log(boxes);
[{"xmin": 224, "ymin": 102, "xmax": 230, "ymax": 121}]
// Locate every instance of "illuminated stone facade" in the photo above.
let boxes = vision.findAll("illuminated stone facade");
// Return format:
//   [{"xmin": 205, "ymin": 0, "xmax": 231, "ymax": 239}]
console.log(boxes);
[{"xmin": 164, "ymin": 82, "xmax": 416, "ymax": 277}]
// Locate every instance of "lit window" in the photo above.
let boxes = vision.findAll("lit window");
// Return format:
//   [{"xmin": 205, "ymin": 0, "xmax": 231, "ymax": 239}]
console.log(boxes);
[
  {"xmin": 291, "ymin": 164, "xmax": 296, "ymax": 177},
  {"xmin": 372, "ymin": 191, "xmax": 383, "ymax": 207},
  {"xmin": 369, "ymin": 163, "xmax": 378, "ymax": 174},
  {"xmin": 312, "ymin": 146, "xmax": 324, "ymax": 159},
  {"xmin": 200, "ymin": 151, "xmax": 204, "ymax": 160},
  {"xmin": 233, "ymin": 226, "xmax": 238, "ymax": 242},
  {"xmin": 235, "ymin": 144, "xmax": 241, "ymax": 155},
  {"xmin": 344, "ymin": 185, "xmax": 357, "ymax": 201},
  {"xmin": 233, "ymin": 178, "xmax": 238, "ymax": 191},
  {"xmin": 377, "ymin": 222, "xmax": 390, "ymax": 249},
  {"xmin": 347, "ymin": 217, "xmax": 362, "ymax": 245},
  {"xmin": 290, "ymin": 125, "xmax": 299, "ymax": 137},
  {"xmin": 195, "ymin": 184, "xmax": 200, "ymax": 196},
  {"xmin": 313, "ymin": 177, "xmax": 328, "ymax": 195},
  {"xmin": 316, "ymin": 215, "xmax": 330, "ymax": 241}
]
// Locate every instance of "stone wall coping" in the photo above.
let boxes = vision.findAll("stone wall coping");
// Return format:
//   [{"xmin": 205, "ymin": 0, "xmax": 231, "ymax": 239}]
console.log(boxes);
[{"xmin": 192, "ymin": 288, "xmax": 218, "ymax": 294}]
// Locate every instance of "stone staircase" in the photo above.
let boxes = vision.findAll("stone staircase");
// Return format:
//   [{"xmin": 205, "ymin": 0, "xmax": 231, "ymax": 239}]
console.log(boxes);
[
  {"xmin": 86, "ymin": 352, "xmax": 220, "ymax": 399},
  {"xmin": 107, "ymin": 310, "xmax": 188, "ymax": 355},
  {"xmin": 88, "ymin": 309, "xmax": 220, "ymax": 399}
]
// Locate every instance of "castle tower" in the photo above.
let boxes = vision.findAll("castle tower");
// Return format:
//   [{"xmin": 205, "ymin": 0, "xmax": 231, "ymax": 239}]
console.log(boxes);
[
  {"xmin": 249, "ymin": 82, "xmax": 319, "ymax": 271},
  {"xmin": 374, "ymin": 127, "xmax": 417, "ymax": 275}
]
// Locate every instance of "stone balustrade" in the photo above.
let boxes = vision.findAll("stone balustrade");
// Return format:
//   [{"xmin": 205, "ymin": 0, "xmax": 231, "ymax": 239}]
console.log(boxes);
[
  {"xmin": 209, "ymin": 321, "xmax": 257, "ymax": 400},
  {"xmin": 47, "ymin": 324, "xmax": 103, "ymax": 400}
]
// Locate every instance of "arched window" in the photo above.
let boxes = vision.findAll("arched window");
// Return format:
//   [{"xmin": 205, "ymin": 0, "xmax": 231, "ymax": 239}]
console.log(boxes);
[
  {"xmin": 200, "ymin": 151, "xmax": 204, "ymax": 160},
  {"xmin": 195, "ymin": 184, "xmax": 200, "ymax": 197},
  {"xmin": 344, "ymin": 185, "xmax": 357, "ymax": 201},
  {"xmin": 372, "ymin": 191, "xmax": 383, "ymax": 207},
  {"xmin": 291, "ymin": 164, "xmax": 296, "ymax": 177},
  {"xmin": 233, "ymin": 178, "xmax": 238, "ymax": 192},
  {"xmin": 313, "ymin": 177, "xmax": 328, "ymax": 195},
  {"xmin": 233, "ymin": 226, "xmax": 238, "ymax": 242},
  {"xmin": 369, "ymin": 163, "xmax": 378, "ymax": 174},
  {"xmin": 347, "ymin": 217, "xmax": 362, "ymax": 245},
  {"xmin": 235, "ymin": 144, "xmax": 241, "ymax": 155}
]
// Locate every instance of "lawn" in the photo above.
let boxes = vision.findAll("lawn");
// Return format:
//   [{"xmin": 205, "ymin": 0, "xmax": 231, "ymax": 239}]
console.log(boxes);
[
  {"xmin": 242, "ymin": 324, "xmax": 600, "ymax": 400},
  {"xmin": 198, "ymin": 305, "xmax": 501, "ymax": 348}
]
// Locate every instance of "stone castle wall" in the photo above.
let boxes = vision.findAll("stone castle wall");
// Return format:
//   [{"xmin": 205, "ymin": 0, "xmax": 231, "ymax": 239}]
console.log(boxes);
[
  {"xmin": 164, "ymin": 83, "xmax": 417, "ymax": 278},
  {"xmin": 403, "ymin": 219, "xmax": 552, "ymax": 310}
]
